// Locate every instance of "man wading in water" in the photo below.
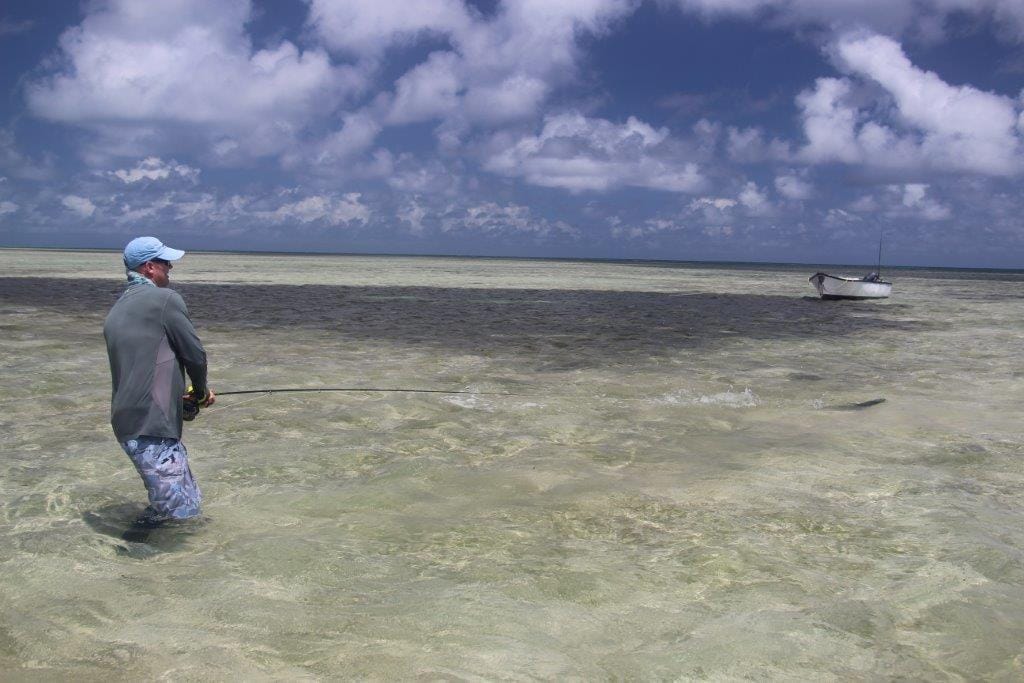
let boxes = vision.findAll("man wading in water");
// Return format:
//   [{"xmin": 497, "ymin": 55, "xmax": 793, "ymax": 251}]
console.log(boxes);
[{"xmin": 104, "ymin": 236, "xmax": 215, "ymax": 527}]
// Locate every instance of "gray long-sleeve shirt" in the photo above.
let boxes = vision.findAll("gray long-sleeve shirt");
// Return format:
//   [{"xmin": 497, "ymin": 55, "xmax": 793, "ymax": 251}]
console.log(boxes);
[{"xmin": 103, "ymin": 283, "xmax": 208, "ymax": 442}]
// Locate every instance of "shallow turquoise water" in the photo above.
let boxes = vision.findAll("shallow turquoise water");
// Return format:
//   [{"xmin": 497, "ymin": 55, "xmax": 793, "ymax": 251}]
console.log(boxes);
[{"xmin": 1, "ymin": 250, "xmax": 1022, "ymax": 678}]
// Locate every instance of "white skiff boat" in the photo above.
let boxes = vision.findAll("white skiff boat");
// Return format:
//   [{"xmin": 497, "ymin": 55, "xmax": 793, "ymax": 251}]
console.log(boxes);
[{"xmin": 809, "ymin": 272, "xmax": 892, "ymax": 300}]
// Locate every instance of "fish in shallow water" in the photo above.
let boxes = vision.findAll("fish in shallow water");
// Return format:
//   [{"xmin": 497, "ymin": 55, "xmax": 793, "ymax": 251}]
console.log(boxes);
[{"xmin": 827, "ymin": 398, "xmax": 886, "ymax": 410}]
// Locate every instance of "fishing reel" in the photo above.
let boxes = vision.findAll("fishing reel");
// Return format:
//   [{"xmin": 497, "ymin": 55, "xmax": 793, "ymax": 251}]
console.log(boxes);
[
  {"xmin": 182, "ymin": 396, "xmax": 200, "ymax": 421},
  {"xmin": 182, "ymin": 385, "xmax": 211, "ymax": 421}
]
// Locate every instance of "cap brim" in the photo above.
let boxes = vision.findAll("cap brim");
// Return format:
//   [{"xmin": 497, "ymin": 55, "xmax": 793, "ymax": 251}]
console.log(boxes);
[{"xmin": 157, "ymin": 246, "xmax": 185, "ymax": 261}]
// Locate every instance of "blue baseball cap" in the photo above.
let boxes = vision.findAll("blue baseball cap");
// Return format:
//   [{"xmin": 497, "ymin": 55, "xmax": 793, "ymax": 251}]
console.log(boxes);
[{"xmin": 123, "ymin": 236, "xmax": 185, "ymax": 269}]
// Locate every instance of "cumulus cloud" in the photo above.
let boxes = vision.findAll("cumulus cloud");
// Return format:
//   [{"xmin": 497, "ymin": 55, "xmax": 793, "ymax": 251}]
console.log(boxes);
[
  {"xmin": 834, "ymin": 183, "xmax": 951, "ymax": 222},
  {"xmin": 22, "ymin": 0, "xmax": 642, "ymax": 173},
  {"xmin": 891, "ymin": 183, "xmax": 951, "ymax": 220},
  {"xmin": 290, "ymin": 112, "xmax": 382, "ymax": 170},
  {"xmin": 256, "ymin": 193, "xmax": 370, "ymax": 226},
  {"xmin": 611, "ymin": 218, "xmax": 678, "ymax": 239},
  {"xmin": 823, "ymin": 207, "xmax": 860, "ymax": 227},
  {"xmin": 463, "ymin": 74, "xmax": 549, "ymax": 125},
  {"xmin": 26, "ymin": 0, "xmax": 357, "ymax": 160},
  {"xmin": 738, "ymin": 181, "xmax": 774, "ymax": 216},
  {"xmin": 397, "ymin": 200, "xmax": 429, "ymax": 235},
  {"xmin": 849, "ymin": 195, "xmax": 879, "ymax": 212},
  {"xmin": 387, "ymin": 52, "xmax": 463, "ymax": 125},
  {"xmin": 726, "ymin": 126, "xmax": 790, "ymax": 163},
  {"xmin": 442, "ymin": 202, "xmax": 578, "ymax": 237},
  {"xmin": 115, "ymin": 197, "xmax": 172, "ymax": 225},
  {"xmin": 307, "ymin": 0, "xmax": 471, "ymax": 57},
  {"xmin": 668, "ymin": 0, "xmax": 1024, "ymax": 41},
  {"xmin": 111, "ymin": 157, "xmax": 200, "ymax": 184},
  {"xmin": 0, "ymin": 200, "xmax": 18, "ymax": 215},
  {"xmin": 61, "ymin": 195, "xmax": 96, "ymax": 217},
  {"xmin": 689, "ymin": 184, "xmax": 775, "ymax": 218},
  {"xmin": 0, "ymin": 129, "xmax": 56, "ymax": 181},
  {"xmin": 690, "ymin": 197, "xmax": 737, "ymax": 212},
  {"xmin": 797, "ymin": 33, "xmax": 1024, "ymax": 176},
  {"xmin": 484, "ymin": 112, "xmax": 705, "ymax": 192},
  {"xmin": 313, "ymin": 0, "xmax": 635, "ymax": 129},
  {"xmin": 94, "ymin": 189, "xmax": 373, "ymax": 230},
  {"xmin": 775, "ymin": 173, "xmax": 813, "ymax": 200},
  {"xmin": 774, "ymin": 174, "xmax": 815, "ymax": 200},
  {"xmin": 385, "ymin": 157, "xmax": 461, "ymax": 194}
]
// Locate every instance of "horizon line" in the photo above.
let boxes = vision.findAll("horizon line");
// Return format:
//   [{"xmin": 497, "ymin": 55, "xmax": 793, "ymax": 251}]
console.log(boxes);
[{"xmin": 0, "ymin": 245, "xmax": 1021, "ymax": 273}]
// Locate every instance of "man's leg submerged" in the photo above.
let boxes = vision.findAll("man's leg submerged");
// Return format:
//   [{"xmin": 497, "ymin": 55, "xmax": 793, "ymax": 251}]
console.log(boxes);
[{"xmin": 121, "ymin": 436, "xmax": 202, "ymax": 522}]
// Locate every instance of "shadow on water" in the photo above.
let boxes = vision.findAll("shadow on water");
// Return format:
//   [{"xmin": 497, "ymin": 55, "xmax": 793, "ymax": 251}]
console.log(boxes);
[
  {"xmin": 82, "ymin": 502, "xmax": 202, "ymax": 559},
  {"xmin": 1, "ymin": 277, "xmax": 933, "ymax": 368}
]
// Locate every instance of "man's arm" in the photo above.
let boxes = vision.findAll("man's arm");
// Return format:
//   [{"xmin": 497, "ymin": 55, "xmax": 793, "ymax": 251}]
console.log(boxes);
[{"xmin": 162, "ymin": 290, "xmax": 210, "ymax": 401}]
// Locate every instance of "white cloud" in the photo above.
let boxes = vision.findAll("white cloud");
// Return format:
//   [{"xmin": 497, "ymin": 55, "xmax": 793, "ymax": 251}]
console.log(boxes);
[
  {"xmin": 612, "ymin": 218, "xmax": 675, "ymax": 239},
  {"xmin": 484, "ymin": 112, "xmax": 704, "ymax": 193},
  {"xmin": 0, "ymin": 129, "xmax": 56, "ymax": 181},
  {"xmin": 686, "ymin": 183, "xmax": 774, "ymax": 221},
  {"xmin": 115, "ymin": 197, "xmax": 173, "ymax": 225},
  {"xmin": 385, "ymin": 157, "xmax": 460, "ymax": 194},
  {"xmin": 111, "ymin": 157, "xmax": 200, "ymax": 184},
  {"xmin": 61, "ymin": 195, "xmax": 96, "ymax": 217},
  {"xmin": 824, "ymin": 207, "xmax": 859, "ymax": 227},
  {"xmin": 313, "ymin": 0, "xmax": 636, "ymax": 129},
  {"xmin": 257, "ymin": 193, "xmax": 370, "ymax": 226},
  {"xmin": 0, "ymin": 200, "xmax": 18, "ymax": 215},
  {"xmin": 838, "ymin": 184, "xmax": 951, "ymax": 221},
  {"xmin": 26, "ymin": 0, "xmax": 356, "ymax": 160},
  {"xmin": 294, "ymin": 112, "xmax": 382, "ymax": 169},
  {"xmin": 849, "ymin": 195, "xmax": 878, "ymax": 212},
  {"xmin": 738, "ymin": 181, "xmax": 774, "ymax": 216},
  {"xmin": 775, "ymin": 173, "xmax": 813, "ymax": 200},
  {"xmin": 398, "ymin": 201, "xmax": 429, "ymax": 235},
  {"xmin": 386, "ymin": 52, "xmax": 463, "ymax": 125},
  {"xmin": 463, "ymin": 74, "xmax": 549, "ymax": 125},
  {"xmin": 838, "ymin": 33, "xmax": 1022, "ymax": 174},
  {"xmin": 668, "ymin": 0, "xmax": 1024, "ymax": 41},
  {"xmin": 307, "ymin": 0, "xmax": 471, "ymax": 57},
  {"xmin": 796, "ymin": 78, "xmax": 862, "ymax": 165},
  {"xmin": 690, "ymin": 197, "xmax": 737, "ymax": 211},
  {"xmin": 173, "ymin": 194, "xmax": 218, "ymax": 222},
  {"xmin": 797, "ymin": 33, "xmax": 1024, "ymax": 176},
  {"xmin": 442, "ymin": 202, "xmax": 578, "ymax": 237},
  {"xmin": 687, "ymin": 197, "xmax": 737, "ymax": 228},
  {"xmin": 893, "ymin": 183, "xmax": 951, "ymax": 220},
  {"xmin": 726, "ymin": 126, "xmax": 791, "ymax": 163}
]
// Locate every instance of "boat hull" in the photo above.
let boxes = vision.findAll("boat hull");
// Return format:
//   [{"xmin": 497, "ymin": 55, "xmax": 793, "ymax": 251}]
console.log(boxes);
[{"xmin": 809, "ymin": 272, "xmax": 891, "ymax": 300}]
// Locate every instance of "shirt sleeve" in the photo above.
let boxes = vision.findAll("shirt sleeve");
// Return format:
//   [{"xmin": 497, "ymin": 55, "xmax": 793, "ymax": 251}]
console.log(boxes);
[{"xmin": 161, "ymin": 290, "xmax": 208, "ymax": 396}]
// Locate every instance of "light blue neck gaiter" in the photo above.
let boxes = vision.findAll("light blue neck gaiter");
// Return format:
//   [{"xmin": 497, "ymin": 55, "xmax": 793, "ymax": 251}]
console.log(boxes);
[{"xmin": 126, "ymin": 270, "xmax": 155, "ymax": 288}]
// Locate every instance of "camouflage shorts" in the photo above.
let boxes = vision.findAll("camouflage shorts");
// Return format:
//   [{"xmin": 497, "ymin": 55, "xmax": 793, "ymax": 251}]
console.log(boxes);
[{"xmin": 121, "ymin": 436, "xmax": 202, "ymax": 521}]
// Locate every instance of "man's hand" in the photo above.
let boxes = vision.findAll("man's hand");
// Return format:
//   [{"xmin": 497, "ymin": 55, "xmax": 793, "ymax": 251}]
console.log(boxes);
[
  {"xmin": 185, "ymin": 387, "xmax": 216, "ymax": 407},
  {"xmin": 182, "ymin": 387, "xmax": 215, "ymax": 421}
]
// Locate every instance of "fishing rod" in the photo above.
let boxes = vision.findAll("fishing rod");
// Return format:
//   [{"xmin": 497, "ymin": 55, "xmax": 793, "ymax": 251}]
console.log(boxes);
[
  {"xmin": 215, "ymin": 388, "xmax": 522, "ymax": 397},
  {"xmin": 183, "ymin": 386, "xmax": 527, "ymax": 419}
]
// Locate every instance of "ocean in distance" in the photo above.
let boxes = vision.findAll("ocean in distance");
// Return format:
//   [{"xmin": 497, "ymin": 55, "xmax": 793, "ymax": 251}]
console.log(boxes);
[{"xmin": 1, "ymin": 249, "xmax": 1022, "ymax": 679}]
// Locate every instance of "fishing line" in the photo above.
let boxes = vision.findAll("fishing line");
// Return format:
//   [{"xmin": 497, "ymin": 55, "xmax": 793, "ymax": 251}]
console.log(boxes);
[{"xmin": 199, "ymin": 387, "xmax": 532, "ymax": 416}]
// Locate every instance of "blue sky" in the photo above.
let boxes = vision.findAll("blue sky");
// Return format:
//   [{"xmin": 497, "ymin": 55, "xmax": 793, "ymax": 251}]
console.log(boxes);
[{"xmin": 1, "ymin": 0, "xmax": 1023, "ymax": 267}]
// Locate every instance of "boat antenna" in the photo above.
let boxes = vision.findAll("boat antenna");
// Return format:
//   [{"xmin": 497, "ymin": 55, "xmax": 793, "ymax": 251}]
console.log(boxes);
[{"xmin": 876, "ymin": 224, "xmax": 884, "ymax": 277}]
